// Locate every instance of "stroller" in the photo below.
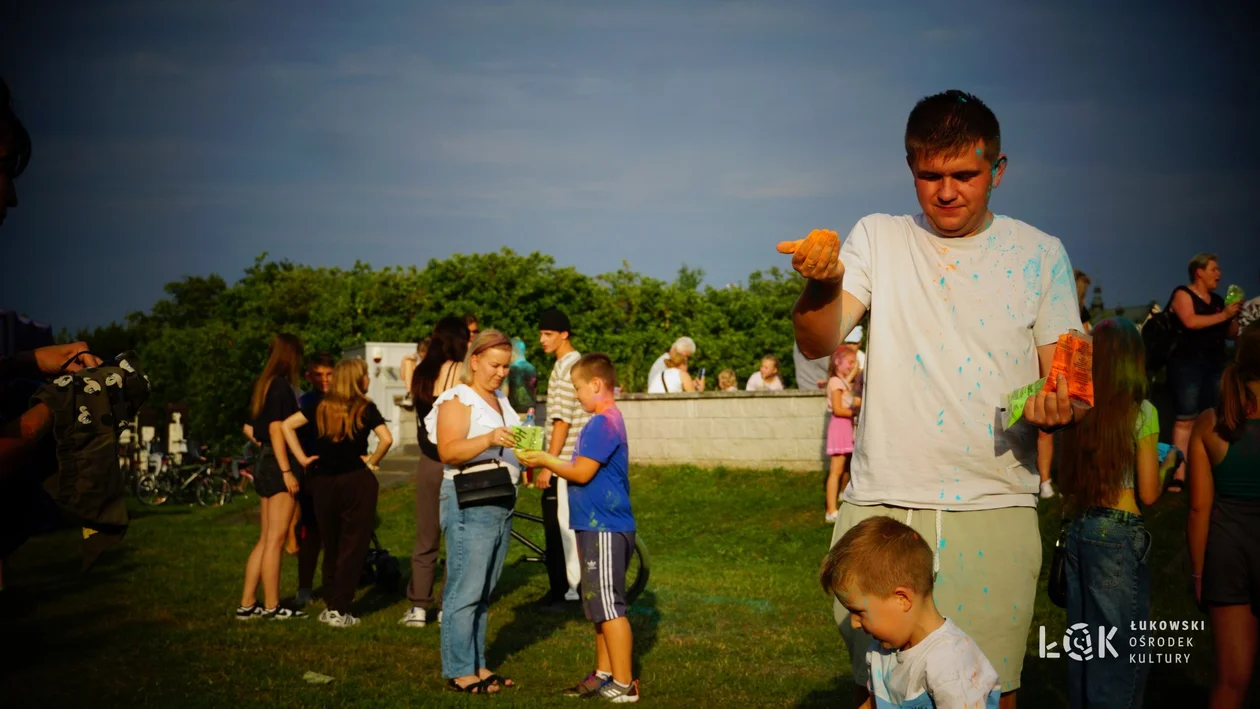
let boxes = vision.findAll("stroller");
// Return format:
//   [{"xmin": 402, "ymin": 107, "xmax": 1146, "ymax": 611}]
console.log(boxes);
[{"xmin": 359, "ymin": 532, "xmax": 403, "ymax": 593}]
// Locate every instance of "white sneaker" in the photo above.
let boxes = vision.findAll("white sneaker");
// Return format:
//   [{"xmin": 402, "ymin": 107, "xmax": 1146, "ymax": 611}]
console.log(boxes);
[
  {"xmin": 1039, "ymin": 480, "xmax": 1056, "ymax": 499},
  {"xmin": 564, "ymin": 588, "xmax": 581, "ymax": 602},
  {"xmin": 399, "ymin": 606, "xmax": 430, "ymax": 627},
  {"xmin": 322, "ymin": 610, "xmax": 360, "ymax": 628},
  {"xmin": 824, "ymin": 511, "xmax": 837, "ymax": 523},
  {"xmin": 318, "ymin": 609, "xmax": 331, "ymax": 623}
]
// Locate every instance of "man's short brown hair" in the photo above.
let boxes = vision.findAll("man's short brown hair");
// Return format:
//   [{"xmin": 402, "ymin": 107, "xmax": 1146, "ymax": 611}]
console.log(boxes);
[
  {"xmin": 573, "ymin": 352, "xmax": 617, "ymax": 390},
  {"xmin": 820, "ymin": 516, "xmax": 935, "ymax": 600},
  {"xmin": 307, "ymin": 352, "xmax": 336, "ymax": 370},
  {"xmin": 905, "ymin": 90, "xmax": 1002, "ymax": 164},
  {"xmin": 1187, "ymin": 253, "xmax": 1218, "ymax": 283}
]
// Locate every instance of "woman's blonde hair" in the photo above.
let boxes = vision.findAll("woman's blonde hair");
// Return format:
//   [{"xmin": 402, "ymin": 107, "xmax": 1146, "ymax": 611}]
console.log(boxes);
[
  {"xmin": 460, "ymin": 329, "xmax": 512, "ymax": 386},
  {"xmin": 316, "ymin": 358, "xmax": 370, "ymax": 443}
]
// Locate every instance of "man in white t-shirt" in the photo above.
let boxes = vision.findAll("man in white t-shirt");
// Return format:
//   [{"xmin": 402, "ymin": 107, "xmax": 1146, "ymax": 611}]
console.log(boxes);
[
  {"xmin": 646, "ymin": 337, "xmax": 696, "ymax": 390},
  {"xmin": 778, "ymin": 90, "xmax": 1081, "ymax": 709}
]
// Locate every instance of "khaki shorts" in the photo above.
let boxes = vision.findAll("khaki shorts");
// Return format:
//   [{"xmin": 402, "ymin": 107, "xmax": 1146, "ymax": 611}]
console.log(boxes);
[{"xmin": 830, "ymin": 502, "xmax": 1041, "ymax": 693}]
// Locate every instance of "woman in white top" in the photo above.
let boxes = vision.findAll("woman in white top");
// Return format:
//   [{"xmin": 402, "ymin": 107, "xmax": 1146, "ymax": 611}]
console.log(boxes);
[
  {"xmin": 646, "ymin": 350, "xmax": 703, "ymax": 393},
  {"xmin": 424, "ymin": 329, "xmax": 522, "ymax": 694}
]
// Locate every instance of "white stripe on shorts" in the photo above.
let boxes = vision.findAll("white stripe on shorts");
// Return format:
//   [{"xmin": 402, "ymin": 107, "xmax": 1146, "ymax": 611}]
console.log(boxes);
[{"xmin": 601, "ymin": 531, "xmax": 613, "ymax": 620}]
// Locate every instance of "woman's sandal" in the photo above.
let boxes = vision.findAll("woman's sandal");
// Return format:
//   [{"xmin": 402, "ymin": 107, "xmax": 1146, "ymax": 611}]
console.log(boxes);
[
  {"xmin": 485, "ymin": 674, "xmax": 515, "ymax": 689},
  {"xmin": 446, "ymin": 678, "xmax": 491, "ymax": 694}
]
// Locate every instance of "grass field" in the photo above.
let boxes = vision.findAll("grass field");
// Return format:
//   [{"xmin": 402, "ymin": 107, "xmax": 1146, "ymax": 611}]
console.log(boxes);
[{"xmin": 0, "ymin": 464, "xmax": 1219, "ymax": 707}]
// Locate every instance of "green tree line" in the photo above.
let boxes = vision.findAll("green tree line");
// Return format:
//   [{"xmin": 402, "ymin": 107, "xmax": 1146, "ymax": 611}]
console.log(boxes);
[{"xmin": 72, "ymin": 249, "xmax": 866, "ymax": 451}]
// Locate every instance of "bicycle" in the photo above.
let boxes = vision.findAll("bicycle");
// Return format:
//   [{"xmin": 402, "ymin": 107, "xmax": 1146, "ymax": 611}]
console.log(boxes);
[
  {"xmin": 508, "ymin": 504, "xmax": 650, "ymax": 605},
  {"xmin": 133, "ymin": 444, "xmax": 234, "ymax": 508}
]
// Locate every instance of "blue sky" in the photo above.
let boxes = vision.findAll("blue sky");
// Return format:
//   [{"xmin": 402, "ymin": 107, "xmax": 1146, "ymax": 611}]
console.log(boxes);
[{"xmin": 2, "ymin": 0, "xmax": 1257, "ymax": 332}]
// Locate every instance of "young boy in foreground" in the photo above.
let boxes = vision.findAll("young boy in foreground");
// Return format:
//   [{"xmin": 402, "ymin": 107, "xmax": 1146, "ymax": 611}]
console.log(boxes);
[
  {"xmin": 821, "ymin": 516, "xmax": 1000, "ymax": 709},
  {"xmin": 516, "ymin": 353, "xmax": 639, "ymax": 703}
]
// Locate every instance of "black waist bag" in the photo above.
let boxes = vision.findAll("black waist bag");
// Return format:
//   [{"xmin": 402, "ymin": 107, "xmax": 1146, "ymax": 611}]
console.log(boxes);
[{"xmin": 453, "ymin": 448, "xmax": 515, "ymax": 509}]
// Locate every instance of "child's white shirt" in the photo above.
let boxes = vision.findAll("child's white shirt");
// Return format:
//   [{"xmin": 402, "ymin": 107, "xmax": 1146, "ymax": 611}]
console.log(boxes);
[{"xmin": 867, "ymin": 618, "xmax": 1001, "ymax": 709}]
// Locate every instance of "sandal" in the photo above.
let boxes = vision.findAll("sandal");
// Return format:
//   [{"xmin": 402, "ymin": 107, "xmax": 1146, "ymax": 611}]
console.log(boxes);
[
  {"xmin": 485, "ymin": 674, "xmax": 516, "ymax": 689},
  {"xmin": 446, "ymin": 678, "xmax": 489, "ymax": 694}
]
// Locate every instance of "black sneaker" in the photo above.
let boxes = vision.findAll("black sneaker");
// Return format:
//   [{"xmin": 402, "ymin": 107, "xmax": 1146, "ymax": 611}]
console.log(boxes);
[
  {"xmin": 262, "ymin": 606, "xmax": 308, "ymax": 620},
  {"xmin": 235, "ymin": 604, "xmax": 263, "ymax": 620}
]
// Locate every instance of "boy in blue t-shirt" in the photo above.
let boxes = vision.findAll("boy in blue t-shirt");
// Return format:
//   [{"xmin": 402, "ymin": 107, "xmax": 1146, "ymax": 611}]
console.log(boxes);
[{"xmin": 516, "ymin": 352, "xmax": 639, "ymax": 703}]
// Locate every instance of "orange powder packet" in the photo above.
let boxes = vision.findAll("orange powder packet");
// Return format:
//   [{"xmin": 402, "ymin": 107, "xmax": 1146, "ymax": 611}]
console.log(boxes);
[{"xmin": 1041, "ymin": 330, "xmax": 1094, "ymax": 406}]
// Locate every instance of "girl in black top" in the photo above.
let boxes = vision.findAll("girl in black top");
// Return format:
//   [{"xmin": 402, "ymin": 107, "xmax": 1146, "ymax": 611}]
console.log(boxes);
[
  {"xmin": 236, "ymin": 333, "xmax": 306, "ymax": 620},
  {"xmin": 400, "ymin": 316, "xmax": 469, "ymax": 628},
  {"xmin": 282, "ymin": 358, "xmax": 392, "ymax": 627},
  {"xmin": 1167, "ymin": 254, "xmax": 1242, "ymax": 492}
]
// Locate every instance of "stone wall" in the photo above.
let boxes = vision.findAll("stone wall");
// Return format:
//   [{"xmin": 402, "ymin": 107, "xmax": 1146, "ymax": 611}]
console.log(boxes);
[{"xmin": 396, "ymin": 390, "xmax": 831, "ymax": 472}]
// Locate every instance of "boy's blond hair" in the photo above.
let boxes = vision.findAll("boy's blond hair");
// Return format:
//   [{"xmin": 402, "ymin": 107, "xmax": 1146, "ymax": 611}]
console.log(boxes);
[
  {"xmin": 573, "ymin": 352, "xmax": 618, "ymax": 390},
  {"xmin": 820, "ymin": 516, "xmax": 935, "ymax": 599}
]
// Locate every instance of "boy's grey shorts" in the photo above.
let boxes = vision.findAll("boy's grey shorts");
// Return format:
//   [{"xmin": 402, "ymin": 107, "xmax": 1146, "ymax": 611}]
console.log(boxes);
[{"xmin": 577, "ymin": 530, "xmax": 635, "ymax": 624}]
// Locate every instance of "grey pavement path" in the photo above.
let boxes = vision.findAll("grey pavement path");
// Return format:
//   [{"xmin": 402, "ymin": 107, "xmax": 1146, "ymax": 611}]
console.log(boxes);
[{"xmin": 376, "ymin": 453, "xmax": 419, "ymax": 489}]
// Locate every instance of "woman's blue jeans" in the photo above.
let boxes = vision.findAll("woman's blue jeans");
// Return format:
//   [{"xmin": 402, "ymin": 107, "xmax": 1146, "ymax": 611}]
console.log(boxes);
[
  {"xmin": 438, "ymin": 478, "xmax": 515, "ymax": 679},
  {"xmin": 1064, "ymin": 507, "xmax": 1151, "ymax": 709}
]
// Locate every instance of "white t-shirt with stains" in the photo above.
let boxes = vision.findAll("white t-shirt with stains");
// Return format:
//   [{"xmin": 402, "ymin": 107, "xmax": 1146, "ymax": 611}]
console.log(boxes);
[
  {"xmin": 867, "ymin": 618, "xmax": 1001, "ymax": 709},
  {"xmin": 839, "ymin": 213, "xmax": 1081, "ymax": 510}
]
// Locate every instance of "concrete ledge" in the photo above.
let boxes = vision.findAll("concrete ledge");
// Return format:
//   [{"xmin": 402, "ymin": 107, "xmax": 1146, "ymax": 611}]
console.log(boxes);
[{"xmin": 393, "ymin": 390, "xmax": 831, "ymax": 472}]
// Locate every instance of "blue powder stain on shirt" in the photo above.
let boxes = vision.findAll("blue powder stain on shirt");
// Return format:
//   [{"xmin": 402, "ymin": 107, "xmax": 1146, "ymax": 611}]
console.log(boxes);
[
  {"xmin": 940, "ymin": 276, "xmax": 946, "ymax": 287},
  {"xmin": 940, "ymin": 538, "xmax": 947, "ymax": 548},
  {"xmin": 973, "ymin": 274, "xmax": 979, "ymax": 281},
  {"xmin": 967, "ymin": 357, "xmax": 971, "ymax": 363},
  {"xmin": 979, "ymin": 550, "xmax": 985, "ymax": 557},
  {"xmin": 980, "ymin": 318, "xmax": 985, "ymax": 327},
  {"xmin": 983, "ymin": 587, "xmax": 989, "ymax": 594},
  {"xmin": 958, "ymin": 366, "xmax": 963, "ymax": 374},
  {"xmin": 955, "ymin": 494, "xmax": 962, "ymax": 501},
  {"xmin": 988, "ymin": 424, "xmax": 994, "ymax": 437},
  {"xmin": 958, "ymin": 604, "xmax": 964, "ymax": 611},
  {"xmin": 1014, "ymin": 358, "xmax": 1019, "ymax": 365},
  {"xmin": 940, "ymin": 490, "xmax": 946, "ymax": 499}
]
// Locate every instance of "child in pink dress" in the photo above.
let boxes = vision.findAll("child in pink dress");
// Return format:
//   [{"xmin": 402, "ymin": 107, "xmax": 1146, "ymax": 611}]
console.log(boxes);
[{"xmin": 824, "ymin": 347, "xmax": 861, "ymax": 523}]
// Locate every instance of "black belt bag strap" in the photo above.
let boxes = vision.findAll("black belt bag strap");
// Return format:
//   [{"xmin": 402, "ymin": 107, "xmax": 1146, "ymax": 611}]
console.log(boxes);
[{"xmin": 453, "ymin": 446, "xmax": 516, "ymax": 509}]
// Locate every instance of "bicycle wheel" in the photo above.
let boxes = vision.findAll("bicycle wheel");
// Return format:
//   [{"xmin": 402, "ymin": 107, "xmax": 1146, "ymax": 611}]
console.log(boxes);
[
  {"xmin": 625, "ymin": 535, "xmax": 651, "ymax": 605},
  {"xmin": 196, "ymin": 472, "xmax": 233, "ymax": 507},
  {"xmin": 134, "ymin": 470, "xmax": 170, "ymax": 506}
]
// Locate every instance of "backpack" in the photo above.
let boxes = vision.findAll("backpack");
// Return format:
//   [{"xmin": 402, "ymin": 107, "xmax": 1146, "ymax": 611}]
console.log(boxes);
[
  {"xmin": 1142, "ymin": 289, "xmax": 1183, "ymax": 374},
  {"xmin": 32, "ymin": 351, "xmax": 150, "ymax": 530}
]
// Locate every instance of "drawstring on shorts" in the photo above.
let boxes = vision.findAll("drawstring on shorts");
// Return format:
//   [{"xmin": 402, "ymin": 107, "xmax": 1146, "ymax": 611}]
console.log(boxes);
[{"xmin": 905, "ymin": 508, "xmax": 943, "ymax": 577}]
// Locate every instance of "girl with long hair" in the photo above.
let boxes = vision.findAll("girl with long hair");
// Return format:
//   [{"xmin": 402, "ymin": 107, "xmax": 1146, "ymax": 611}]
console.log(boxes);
[
  {"xmin": 281, "ymin": 358, "xmax": 392, "ymax": 627},
  {"xmin": 824, "ymin": 346, "xmax": 861, "ymax": 523},
  {"xmin": 236, "ymin": 333, "xmax": 307, "ymax": 620},
  {"xmin": 1188, "ymin": 323, "xmax": 1260, "ymax": 709},
  {"xmin": 400, "ymin": 316, "xmax": 470, "ymax": 628},
  {"xmin": 1056, "ymin": 318, "xmax": 1164, "ymax": 707}
]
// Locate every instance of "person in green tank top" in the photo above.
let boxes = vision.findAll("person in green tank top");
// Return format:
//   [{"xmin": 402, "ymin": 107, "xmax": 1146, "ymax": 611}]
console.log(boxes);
[{"xmin": 1188, "ymin": 322, "xmax": 1260, "ymax": 709}]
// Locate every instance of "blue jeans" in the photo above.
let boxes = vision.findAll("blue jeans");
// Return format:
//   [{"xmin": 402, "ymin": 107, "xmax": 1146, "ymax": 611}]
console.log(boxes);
[
  {"xmin": 1064, "ymin": 507, "xmax": 1151, "ymax": 709},
  {"xmin": 438, "ymin": 478, "xmax": 515, "ymax": 679},
  {"xmin": 1167, "ymin": 355, "xmax": 1226, "ymax": 420}
]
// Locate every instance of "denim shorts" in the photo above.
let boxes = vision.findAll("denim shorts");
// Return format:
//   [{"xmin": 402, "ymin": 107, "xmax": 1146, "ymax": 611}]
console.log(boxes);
[{"xmin": 1167, "ymin": 356, "xmax": 1226, "ymax": 420}]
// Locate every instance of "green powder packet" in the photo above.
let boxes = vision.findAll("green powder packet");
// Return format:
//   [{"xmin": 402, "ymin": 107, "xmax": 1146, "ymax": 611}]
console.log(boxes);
[
  {"xmin": 511, "ymin": 425, "xmax": 544, "ymax": 451},
  {"xmin": 1225, "ymin": 284, "xmax": 1245, "ymax": 306},
  {"xmin": 1001, "ymin": 376, "xmax": 1047, "ymax": 429}
]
